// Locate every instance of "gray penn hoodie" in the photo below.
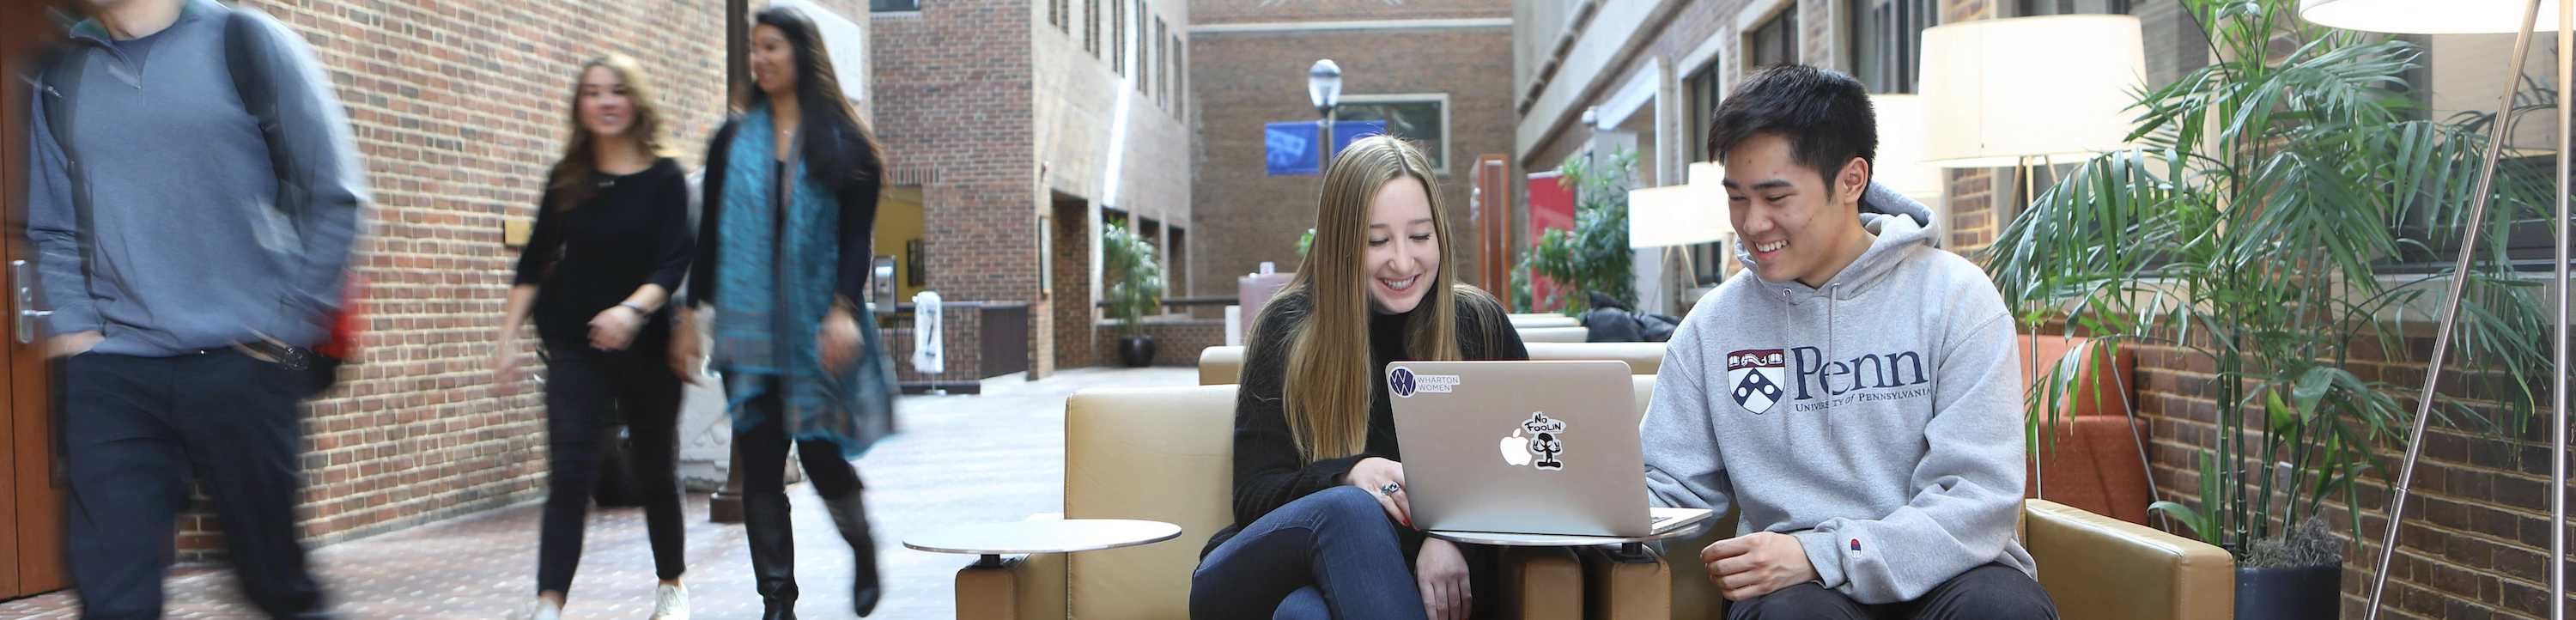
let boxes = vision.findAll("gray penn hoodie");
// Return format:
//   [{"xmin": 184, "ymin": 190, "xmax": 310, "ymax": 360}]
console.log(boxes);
[{"xmin": 1641, "ymin": 183, "xmax": 2035, "ymax": 604}]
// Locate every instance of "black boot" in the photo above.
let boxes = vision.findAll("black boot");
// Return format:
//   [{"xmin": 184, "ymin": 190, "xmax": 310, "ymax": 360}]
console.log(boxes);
[
  {"xmin": 822, "ymin": 490, "xmax": 883, "ymax": 617},
  {"xmin": 744, "ymin": 493, "xmax": 799, "ymax": 620}
]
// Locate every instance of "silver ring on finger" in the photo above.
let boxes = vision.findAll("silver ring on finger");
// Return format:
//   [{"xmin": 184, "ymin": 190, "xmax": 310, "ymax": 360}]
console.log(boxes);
[{"xmin": 1380, "ymin": 482, "xmax": 1402, "ymax": 497}]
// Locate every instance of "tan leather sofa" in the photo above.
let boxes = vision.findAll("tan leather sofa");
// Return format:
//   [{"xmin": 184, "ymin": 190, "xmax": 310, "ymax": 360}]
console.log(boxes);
[
  {"xmin": 1518, "ymin": 326, "xmax": 1589, "ymax": 343},
  {"xmin": 968, "ymin": 375, "xmax": 2233, "ymax": 620},
  {"xmin": 1508, "ymin": 313, "xmax": 1581, "ymax": 328},
  {"xmin": 1195, "ymin": 341, "xmax": 1668, "ymax": 386}
]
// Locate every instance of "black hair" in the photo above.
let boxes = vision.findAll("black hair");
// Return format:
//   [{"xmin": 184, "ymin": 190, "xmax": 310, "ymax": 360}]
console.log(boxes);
[
  {"xmin": 1704, "ymin": 64, "xmax": 1876, "ymax": 195},
  {"xmin": 751, "ymin": 6, "xmax": 884, "ymax": 191}
]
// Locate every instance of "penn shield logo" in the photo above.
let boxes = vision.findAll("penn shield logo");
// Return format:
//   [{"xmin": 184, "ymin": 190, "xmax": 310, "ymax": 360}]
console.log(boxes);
[{"xmin": 1727, "ymin": 350, "xmax": 1789, "ymax": 415}]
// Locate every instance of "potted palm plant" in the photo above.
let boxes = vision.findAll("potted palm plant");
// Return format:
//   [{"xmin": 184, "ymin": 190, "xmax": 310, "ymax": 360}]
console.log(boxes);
[
  {"xmin": 1986, "ymin": 1, "xmax": 2550, "ymax": 618},
  {"xmin": 1104, "ymin": 220, "xmax": 1165, "ymax": 368},
  {"xmin": 1522, "ymin": 148, "xmax": 1637, "ymax": 315}
]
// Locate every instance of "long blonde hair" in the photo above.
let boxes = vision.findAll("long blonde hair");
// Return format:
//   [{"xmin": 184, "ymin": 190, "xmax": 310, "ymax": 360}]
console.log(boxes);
[
  {"xmin": 547, "ymin": 53, "xmax": 680, "ymax": 212},
  {"xmin": 1271, "ymin": 136, "xmax": 1479, "ymax": 463}
]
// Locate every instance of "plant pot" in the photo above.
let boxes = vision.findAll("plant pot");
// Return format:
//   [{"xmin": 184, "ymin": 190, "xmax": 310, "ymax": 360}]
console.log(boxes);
[
  {"xmin": 593, "ymin": 423, "xmax": 644, "ymax": 508},
  {"xmin": 1117, "ymin": 337, "xmax": 1157, "ymax": 368},
  {"xmin": 2234, "ymin": 562, "xmax": 2341, "ymax": 620}
]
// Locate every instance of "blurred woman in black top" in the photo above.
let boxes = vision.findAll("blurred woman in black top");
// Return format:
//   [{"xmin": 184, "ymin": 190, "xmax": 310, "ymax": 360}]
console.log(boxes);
[{"xmin": 492, "ymin": 52, "xmax": 696, "ymax": 620}]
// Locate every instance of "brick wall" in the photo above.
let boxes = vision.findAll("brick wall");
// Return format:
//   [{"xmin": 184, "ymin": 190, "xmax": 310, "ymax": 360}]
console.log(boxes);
[
  {"xmin": 1050, "ymin": 201, "xmax": 1099, "ymax": 371},
  {"xmin": 164, "ymin": 0, "xmax": 740, "ymax": 557},
  {"xmin": 1187, "ymin": 25, "xmax": 1516, "ymax": 298},
  {"xmin": 2123, "ymin": 330, "xmax": 2573, "ymax": 619},
  {"xmin": 870, "ymin": 0, "xmax": 1037, "ymax": 381},
  {"xmin": 1190, "ymin": 0, "xmax": 1504, "ymax": 27}
]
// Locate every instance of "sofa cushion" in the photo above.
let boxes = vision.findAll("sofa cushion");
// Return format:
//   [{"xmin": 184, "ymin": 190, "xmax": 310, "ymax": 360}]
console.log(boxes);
[
  {"xmin": 1196, "ymin": 343, "xmax": 1667, "ymax": 386},
  {"xmin": 1065, "ymin": 385, "xmax": 1240, "ymax": 619}
]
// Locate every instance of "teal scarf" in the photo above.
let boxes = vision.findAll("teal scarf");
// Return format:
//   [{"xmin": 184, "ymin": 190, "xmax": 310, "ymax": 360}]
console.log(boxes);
[{"xmin": 713, "ymin": 105, "xmax": 890, "ymax": 459}]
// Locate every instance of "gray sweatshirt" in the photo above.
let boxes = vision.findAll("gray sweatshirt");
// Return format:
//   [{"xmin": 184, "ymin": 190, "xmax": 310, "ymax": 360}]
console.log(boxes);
[
  {"xmin": 27, "ymin": 0, "xmax": 368, "ymax": 356},
  {"xmin": 1642, "ymin": 184, "xmax": 2035, "ymax": 604}
]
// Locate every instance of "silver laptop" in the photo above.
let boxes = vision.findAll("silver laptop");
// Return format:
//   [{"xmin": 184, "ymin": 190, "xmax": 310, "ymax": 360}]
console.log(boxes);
[{"xmin": 1386, "ymin": 360, "xmax": 1709, "ymax": 538}]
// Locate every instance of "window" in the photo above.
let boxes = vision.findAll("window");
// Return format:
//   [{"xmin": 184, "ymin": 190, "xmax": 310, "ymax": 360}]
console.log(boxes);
[
  {"xmin": 1683, "ymin": 63, "xmax": 1722, "ymax": 163},
  {"xmin": 1747, "ymin": 8, "xmax": 1798, "ymax": 70},
  {"xmin": 1112, "ymin": 0, "xmax": 1126, "ymax": 75},
  {"xmin": 1850, "ymin": 0, "xmax": 1936, "ymax": 94},
  {"xmin": 1159, "ymin": 20, "xmax": 1174, "ymax": 107},
  {"xmin": 1680, "ymin": 61, "xmax": 1728, "ymax": 286},
  {"xmin": 1336, "ymin": 96, "xmax": 1449, "ymax": 172},
  {"xmin": 2016, "ymin": 0, "xmax": 2131, "ymax": 15},
  {"xmin": 1049, "ymin": 0, "xmax": 1066, "ymax": 33},
  {"xmin": 2399, "ymin": 35, "xmax": 2560, "ymax": 264},
  {"xmin": 1172, "ymin": 34, "xmax": 1187, "ymax": 118},
  {"xmin": 1084, "ymin": 0, "xmax": 1099, "ymax": 56},
  {"xmin": 1136, "ymin": 0, "xmax": 1151, "ymax": 93},
  {"xmin": 872, "ymin": 0, "xmax": 920, "ymax": 12}
]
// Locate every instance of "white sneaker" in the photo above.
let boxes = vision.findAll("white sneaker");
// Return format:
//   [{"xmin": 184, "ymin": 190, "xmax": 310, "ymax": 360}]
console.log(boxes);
[
  {"xmin": 649, "ymin": 583, "xmax": 690, "ymax": 620},
  {"xmin": 508, "ymin": 598, "xmax": 562, "ymax": 620}
]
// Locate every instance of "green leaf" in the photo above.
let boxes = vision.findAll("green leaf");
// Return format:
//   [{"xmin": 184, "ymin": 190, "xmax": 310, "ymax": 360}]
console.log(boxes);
[{"xmin": 2151, "ymin": 501, "xmax": 2215, "ymax": 543}]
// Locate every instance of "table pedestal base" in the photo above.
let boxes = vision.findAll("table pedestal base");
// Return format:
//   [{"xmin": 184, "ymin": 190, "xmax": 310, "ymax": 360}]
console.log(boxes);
[{"xmin": 956, "ymin": 555, "xmax": 1018, "ymax": 620}]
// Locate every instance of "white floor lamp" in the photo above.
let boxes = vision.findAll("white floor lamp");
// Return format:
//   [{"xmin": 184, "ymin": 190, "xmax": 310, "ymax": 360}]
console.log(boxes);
[
  {"xmin": 1916, "ymin": 14, "xmax": 2148, "ymax": 508},
  {"xmin": 2299, "ymin": 2, "xmax": 2572, "ymax": 619},
  {"xmin": 1630, "ymin": 167, "xmax": 1731, "ymax": 313}
]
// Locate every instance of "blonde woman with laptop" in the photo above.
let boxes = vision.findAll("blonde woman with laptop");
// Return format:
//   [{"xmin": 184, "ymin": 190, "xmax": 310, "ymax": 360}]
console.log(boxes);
[{"xmin": 1190, "ymin": 136, "xmax": 1528, "ymax": 620}]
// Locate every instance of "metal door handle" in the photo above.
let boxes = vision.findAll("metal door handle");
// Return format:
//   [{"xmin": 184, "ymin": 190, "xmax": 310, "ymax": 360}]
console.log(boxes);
[{"xmin": 15, "ymin": 259, "xmax": 52, "ymax": 344}]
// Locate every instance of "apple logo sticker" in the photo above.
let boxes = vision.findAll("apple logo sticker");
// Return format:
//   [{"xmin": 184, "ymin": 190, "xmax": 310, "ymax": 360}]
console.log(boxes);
[{"xmin": 1498, "ymin": 429, "xmax": 1535, "ymax": 466}]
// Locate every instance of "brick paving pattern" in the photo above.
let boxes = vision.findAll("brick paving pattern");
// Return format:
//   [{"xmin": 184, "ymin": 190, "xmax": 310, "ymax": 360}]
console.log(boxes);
[{"xmin": 0, "ymin": 367, "xmax": 1199, "ymax": 620}]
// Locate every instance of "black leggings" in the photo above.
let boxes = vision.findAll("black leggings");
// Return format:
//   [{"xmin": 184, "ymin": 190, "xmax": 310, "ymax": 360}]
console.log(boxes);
[
  {"xmin": 736, "ymin": 384, "xmax": 865, "ymax": 500},
  {"xmin": 537, "ymin": 343, "xmax": 687, "ymax": 595}
]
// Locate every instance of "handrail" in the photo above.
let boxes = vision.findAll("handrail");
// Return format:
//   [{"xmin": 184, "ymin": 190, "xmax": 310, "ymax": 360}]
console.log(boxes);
[{"xmin": 1094, "ymin": 296, "xmax": 1234, "ymax": 308}]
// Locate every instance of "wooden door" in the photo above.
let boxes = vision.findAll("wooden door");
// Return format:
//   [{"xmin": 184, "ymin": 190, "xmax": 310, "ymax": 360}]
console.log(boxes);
[{"xmin": 1, "ymin": 0, "xmax": 71, "ymax": 601}]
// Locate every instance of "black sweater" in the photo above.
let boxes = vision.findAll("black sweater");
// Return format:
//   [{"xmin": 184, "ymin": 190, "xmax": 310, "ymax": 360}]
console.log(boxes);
[
  {"xmin": 685, "ymin": 119, "xmax": 881, "ymax": 309},
  {"xmin": 1203, "ymin": 287, "xmax": 1528, "ymax": 612},
  {"xmin": 513, "ymin": 158, "xmax": 693, "ymax": 348}
]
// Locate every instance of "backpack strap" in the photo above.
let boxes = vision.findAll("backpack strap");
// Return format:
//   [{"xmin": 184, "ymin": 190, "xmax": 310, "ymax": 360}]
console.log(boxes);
[
  {"xmin": 223, "ymin": 9, "xmax": 293, "ymax": 191},
  {"xmin": 35, "ymin": 41, "xmax": 100, "ymax": 296}
]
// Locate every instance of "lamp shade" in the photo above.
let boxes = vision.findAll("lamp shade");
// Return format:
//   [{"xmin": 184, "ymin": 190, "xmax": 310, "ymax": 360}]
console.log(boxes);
[
  {"xmin": 1630, "ymin": 166, "xmax": 1732, "ymax": 249},
  {"xmin": 1919, "ymin": 15, "xmax": 2148, "ymax": 168},
  {"xmin": 2300, "ymin": 0, "xmax": 2561, "ymax": 33},
  {"xmin": 1869, "ymin": 94, "xmax": 1942, "ymax": 198}
]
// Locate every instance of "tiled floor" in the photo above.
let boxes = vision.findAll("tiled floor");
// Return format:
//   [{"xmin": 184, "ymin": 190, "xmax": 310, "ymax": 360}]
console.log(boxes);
[{"xmin": 0, "ymin": 367, "xmax": 1200, "ymax": 620}]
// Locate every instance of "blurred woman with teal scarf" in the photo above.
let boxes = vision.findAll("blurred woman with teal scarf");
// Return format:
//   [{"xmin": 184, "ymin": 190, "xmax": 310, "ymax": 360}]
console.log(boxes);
[{"xmin": 670, "ymin": 6, "xmax": 895, "ymax": 618}]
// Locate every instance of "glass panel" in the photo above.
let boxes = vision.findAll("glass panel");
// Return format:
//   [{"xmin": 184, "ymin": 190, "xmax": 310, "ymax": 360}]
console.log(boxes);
[{"xmin": 1334, "ymin": 100, "xmax": 1447, "ymax": 170}]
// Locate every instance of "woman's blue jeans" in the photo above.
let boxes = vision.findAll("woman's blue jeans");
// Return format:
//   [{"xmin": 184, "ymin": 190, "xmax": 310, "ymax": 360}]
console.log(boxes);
[{"xmin": 1191, "ymin": 486, "xmax": 1429, "ymax": 620}]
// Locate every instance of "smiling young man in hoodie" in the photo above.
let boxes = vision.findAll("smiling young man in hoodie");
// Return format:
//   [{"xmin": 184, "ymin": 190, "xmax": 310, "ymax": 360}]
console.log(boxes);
[{"xmin": 1638, "ymin": 64, "xmax": 2054, "ymax": 620}]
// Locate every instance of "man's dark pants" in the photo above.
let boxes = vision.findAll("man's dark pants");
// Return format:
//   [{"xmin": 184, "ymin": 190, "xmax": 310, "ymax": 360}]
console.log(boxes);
[
  {"xmin": 60, "ymin": 349, "xmax": 327, "ymax": 619},
  {"xmin": 1727, "ymin": 563, "xmax": 2057, "ymax": 620}
]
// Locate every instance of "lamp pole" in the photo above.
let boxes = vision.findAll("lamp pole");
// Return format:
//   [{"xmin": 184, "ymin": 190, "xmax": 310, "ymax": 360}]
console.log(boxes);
[{"xmin": 1309, "ymin": 59, "xmax": 1343, "ymax": 173}]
